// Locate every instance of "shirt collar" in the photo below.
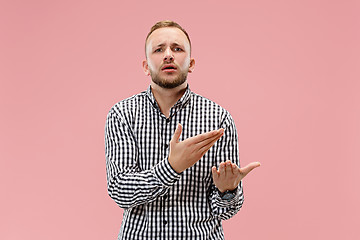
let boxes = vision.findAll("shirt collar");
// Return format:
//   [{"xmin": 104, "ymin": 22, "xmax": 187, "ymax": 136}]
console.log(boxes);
[{"xmin": 146, "ymin": 84, "xmax": 192, "ymax": 110}]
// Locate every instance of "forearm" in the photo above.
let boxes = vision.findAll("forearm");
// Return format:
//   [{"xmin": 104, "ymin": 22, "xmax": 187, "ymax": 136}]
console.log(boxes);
[
  {"xmin": 105, "ymin": 110, "xmax": 181, "ymax": 209},
  {"xmin": 107, "ymin": 157, "xmax": 181, "ymax": 209},
  {"xmin": 210, "ymin": 112, "xmax": 244, "ymax": 219},
  {"xmin": 210, "ymin": 181, "xmax": 244, "ymax": 220}
]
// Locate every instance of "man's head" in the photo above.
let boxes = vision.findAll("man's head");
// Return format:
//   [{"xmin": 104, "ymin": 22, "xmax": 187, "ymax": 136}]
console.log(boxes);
[
  {"xmin": 142, "ymin": 20, "xmax": 195, "ymax": 89},
  {"xmin": 145, "ymin": 20, "xmax": 192, "ymax": 57}
]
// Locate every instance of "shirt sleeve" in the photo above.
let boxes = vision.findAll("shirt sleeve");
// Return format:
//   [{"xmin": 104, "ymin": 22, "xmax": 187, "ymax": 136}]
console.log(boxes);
[
  {"xmin": 105, "ymin": 109, "xmax": 181, "ymax": 209},
  {"xmin": 209, "ymin": 112, "xmax": 244, "ymax": 220}
]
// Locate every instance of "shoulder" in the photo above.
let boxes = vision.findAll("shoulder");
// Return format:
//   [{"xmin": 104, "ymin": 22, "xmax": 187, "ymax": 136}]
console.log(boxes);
[
  {"xmin": 191, "ymin": 92, "xmax": 234, "ymax": 124},
  {"xmin": 191, "ymin": 92, "xmax": 225, "ymax": 110},
  {"xmin": 107, "ymin": 91, "xmax": 147, "ymax": 120}
]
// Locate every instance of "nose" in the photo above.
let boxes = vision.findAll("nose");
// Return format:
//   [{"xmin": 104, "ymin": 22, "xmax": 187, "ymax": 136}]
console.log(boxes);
[{"xmin": 163, "ymin": 47, "xmax": 174, "ymax": 62}]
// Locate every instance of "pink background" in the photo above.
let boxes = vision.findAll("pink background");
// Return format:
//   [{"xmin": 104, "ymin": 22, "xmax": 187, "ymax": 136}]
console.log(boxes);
[{"xmin": 1, "ymin": 0, "xmax": 359, "ymax": 239}]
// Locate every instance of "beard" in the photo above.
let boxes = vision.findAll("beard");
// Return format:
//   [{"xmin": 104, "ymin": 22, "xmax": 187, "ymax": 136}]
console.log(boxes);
[{"xmin": 150, "ymin": 69, "xmax": 188, "ymax": 89}]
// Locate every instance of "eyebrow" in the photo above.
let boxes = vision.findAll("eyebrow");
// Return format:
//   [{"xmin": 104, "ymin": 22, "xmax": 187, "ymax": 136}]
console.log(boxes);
[{"xmin": 153, "ymin": 42, "xmax": 184, "ymax": 49}]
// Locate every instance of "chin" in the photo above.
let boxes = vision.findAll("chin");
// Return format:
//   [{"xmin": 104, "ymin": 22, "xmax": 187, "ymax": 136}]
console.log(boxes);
[{"xmin": 150, "ymin": 70, "xmax": 188, "ymax": 89}]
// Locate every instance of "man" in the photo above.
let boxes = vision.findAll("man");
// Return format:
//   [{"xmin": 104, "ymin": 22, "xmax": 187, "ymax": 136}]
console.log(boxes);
[{"xmin": 105, "ymin": 20, "xmax": 260, "ymax": 239}]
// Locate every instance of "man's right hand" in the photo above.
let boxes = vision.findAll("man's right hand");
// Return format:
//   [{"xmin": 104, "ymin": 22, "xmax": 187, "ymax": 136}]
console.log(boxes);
[{"xmin": 168, "ymin": 123, "xmax": 224, "ymax": 173}]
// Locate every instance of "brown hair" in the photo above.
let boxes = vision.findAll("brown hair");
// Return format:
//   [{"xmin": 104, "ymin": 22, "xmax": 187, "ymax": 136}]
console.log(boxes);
[{"xmin": 145, "ymin": 20, "xmax": 191, "ymax": 56}]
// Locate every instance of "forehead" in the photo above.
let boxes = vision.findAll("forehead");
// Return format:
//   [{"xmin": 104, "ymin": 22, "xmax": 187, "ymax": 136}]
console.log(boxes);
[{"xmin": 147, "ymin": 27, "xmax": 190, "ymax": 48}]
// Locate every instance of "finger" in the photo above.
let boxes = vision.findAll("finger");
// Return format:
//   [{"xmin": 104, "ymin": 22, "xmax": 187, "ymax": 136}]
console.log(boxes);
[
  {"xmin": 198, "ymin": 131, "xmax": 224, "ymax": 154},
  {"xmin": 225, "ymin": 161, "xmax": 232, "ymax": 175},
  {"xmin": 219, "ymin": 162, "xmax": 226, "ymax": 175},
  {"xmin": 211, "ymin": 166, "xmax": 219, "ymax": 180},
  {"xmin": 239, "ymin": 162, "xmax": 261, "ymax": 176},
  {"xmin": 189, "ymin": 128, "xmax": 224, "ymax": 145},
  {"xmin": 170, "ymin": 123, "xmax": 182, "ymax": 144},
  {"xmin": 231, "ymin": 163, "xmax": 238, "ymax": 175},
  {"xmin": 197, "ymin": 130, "xmax": 224, "ymax": 146}
]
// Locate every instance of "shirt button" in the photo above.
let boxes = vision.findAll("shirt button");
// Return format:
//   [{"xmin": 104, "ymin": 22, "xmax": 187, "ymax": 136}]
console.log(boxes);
[
  {"xmin": 164, "ymin": 143, "xmax": 168, "ymax": 149},
  {"xmin": 166, "ymin": 118, "xmax": 170, "ymax": 123},
  {"xmin": 164, "ymin": 220, "xmax": 168, "ymax": 225}
]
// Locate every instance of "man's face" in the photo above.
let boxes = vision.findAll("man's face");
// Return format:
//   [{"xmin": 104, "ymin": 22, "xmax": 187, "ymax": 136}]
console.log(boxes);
[{"xmin": 143, "ymin": 27, "xmax": 195, "ymax": 89}]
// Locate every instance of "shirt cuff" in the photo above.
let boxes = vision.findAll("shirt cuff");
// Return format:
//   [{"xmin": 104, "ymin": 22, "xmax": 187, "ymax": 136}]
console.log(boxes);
[
  {"xmin": 214, "ymin": 182, "xmax": 243, "ymax": 207},
  {"xmin": 153, "ymin": 158, "xmax": 181, "ymax": 187}
]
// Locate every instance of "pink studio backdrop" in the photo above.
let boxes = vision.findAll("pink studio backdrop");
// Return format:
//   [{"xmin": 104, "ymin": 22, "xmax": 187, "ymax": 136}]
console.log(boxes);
[{"xmin": 1, "ymin": 0, "xmax": 359, "ymax": 239}]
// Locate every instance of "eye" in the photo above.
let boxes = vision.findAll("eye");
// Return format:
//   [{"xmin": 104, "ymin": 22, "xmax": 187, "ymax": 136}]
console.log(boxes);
[
  {"xmin": 174, "ymin": 47, "xmax": 183, "ymax": 52},
  {"xmin": 154, "ymin": 48, "xmax": 163, "ymax": 53}
]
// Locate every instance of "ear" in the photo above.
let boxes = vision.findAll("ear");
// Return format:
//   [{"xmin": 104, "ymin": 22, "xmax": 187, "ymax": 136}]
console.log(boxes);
[
  {"xmin": 142, "ymin": 60, "xmax": 150, "ymax": 76},
  {"xmin": 188, "ymin": 58, "xmax": 195, "ymax": 73}
]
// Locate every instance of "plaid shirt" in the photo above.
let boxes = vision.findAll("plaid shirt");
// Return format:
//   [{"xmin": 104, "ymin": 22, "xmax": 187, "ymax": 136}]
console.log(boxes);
[{"xmin": 105, "ymin": 85, "xmax": 244, "ymax": 240}]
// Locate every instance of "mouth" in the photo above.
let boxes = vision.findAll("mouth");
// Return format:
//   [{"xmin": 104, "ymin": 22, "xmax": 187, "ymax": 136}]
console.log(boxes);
[{"xmin": 161, "ymin": 64, "xmax": 177, "ymax": 72}]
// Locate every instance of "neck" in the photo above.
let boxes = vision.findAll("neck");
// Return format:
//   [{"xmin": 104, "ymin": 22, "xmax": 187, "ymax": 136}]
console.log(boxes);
[{"xmin": 150, "ymin": 81, "xmax": 187, "ymax": 118}]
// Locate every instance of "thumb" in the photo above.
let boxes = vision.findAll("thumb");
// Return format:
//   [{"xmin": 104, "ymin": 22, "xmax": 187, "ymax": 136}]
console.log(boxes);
[
  {"xmin": 171, "ymin": 123, "xmax": 182, "ymax": 143},
  {"xmin": 239, "ymin": 162, "xmax": 261, "ymax": 176}
]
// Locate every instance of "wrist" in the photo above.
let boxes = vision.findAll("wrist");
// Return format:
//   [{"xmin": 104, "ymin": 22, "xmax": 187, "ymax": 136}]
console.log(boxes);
[
  {"xmin": 218, "ymin": 187, "xmax": 238, "ymax": 200},
  {"xmin": 168, "ymin": 156, "xmax": 183, "ymax": 174},
  {"xmin": 217, "ymin": 186, "xmax": 237, "ymax": 193}
]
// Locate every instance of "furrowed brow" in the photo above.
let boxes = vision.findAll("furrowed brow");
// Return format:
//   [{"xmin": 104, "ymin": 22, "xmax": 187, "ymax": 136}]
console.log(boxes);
[
  {"xmin": 153, "ymin": 43, "xmax": 165, "ymax": 49},
  {"xmin": 172, "ymin": 43, "xmax": 183, "ymax": 48}
]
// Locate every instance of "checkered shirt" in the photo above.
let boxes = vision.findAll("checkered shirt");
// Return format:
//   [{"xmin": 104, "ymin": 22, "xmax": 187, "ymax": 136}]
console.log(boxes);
[{"xmin": 105, "ymin": 85, "xmax": 244, "ymax": 240}]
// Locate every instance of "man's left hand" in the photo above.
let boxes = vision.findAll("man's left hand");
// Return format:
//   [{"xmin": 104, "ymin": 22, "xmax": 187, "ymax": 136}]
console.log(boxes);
[{"xmin": 212, "ymin": 160, "xmax": 261, "ymax": 193}]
